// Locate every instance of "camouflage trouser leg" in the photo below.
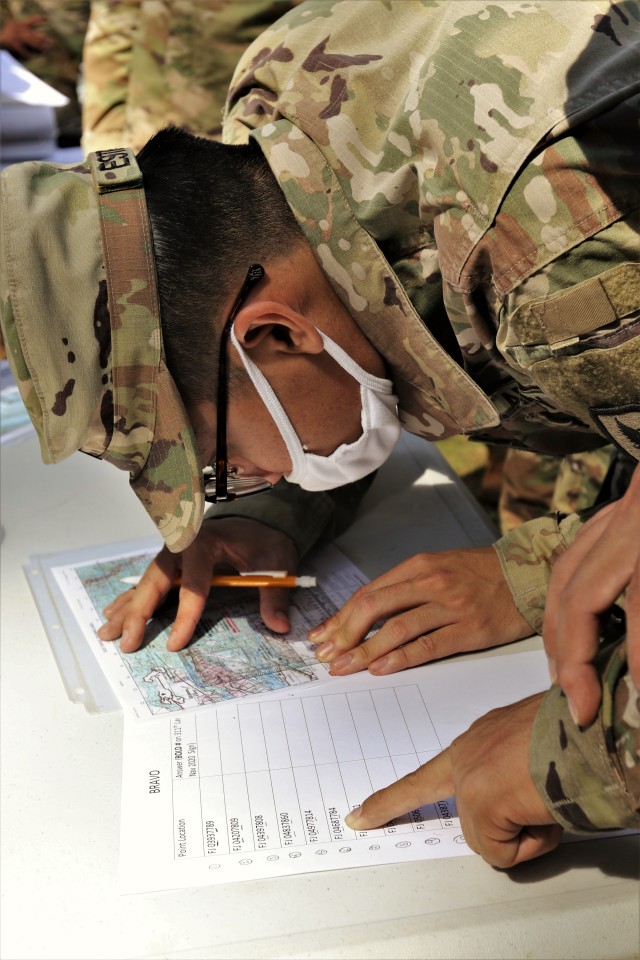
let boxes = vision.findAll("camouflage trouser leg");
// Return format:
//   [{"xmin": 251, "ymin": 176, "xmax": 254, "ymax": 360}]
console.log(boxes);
[{"xmin": 498, "ymin": 446, "xmax": 614, "ymax": 533}]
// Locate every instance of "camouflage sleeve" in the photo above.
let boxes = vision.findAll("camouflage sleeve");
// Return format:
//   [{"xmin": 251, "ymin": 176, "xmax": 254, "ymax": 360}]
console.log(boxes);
[
  {"xmin": 120, "ymin": 0, "xmax": 303, "ymax": 153},
  {"xmin": 493, "ymin": 510, "xmax": 585, "ymax": 634},
  {"xmin": 201, "ymin": 475, "xmax": 375, "ymax": 560},
  {"xmin": 530, "ymin": 639, "xmax": 640, "ymax": 833},
  {"xmin": 81, "ymin": 0, "xmax": 141, "ymax": 154}
]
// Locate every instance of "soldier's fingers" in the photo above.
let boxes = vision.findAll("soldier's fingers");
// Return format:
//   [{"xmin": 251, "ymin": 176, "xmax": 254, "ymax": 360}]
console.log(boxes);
[
  {"xmin": 626, "ymin": 557, "xmax": 640, "ymax": 693},
  {"xmin": 15, "ymin": 17, "xmax": 53, "ymax": 52},
  {"xmin": 166, "ymin": 587, "xmax": 207, "ymax": 652},
  {"xmin": 102, "ymin": 588, "xmax": 136, "ymax": 617},
  {"xmin": 258, "ymin": 587, "xmax": 291, "ymax": 634},
  {"xmin": 99, "ymin": 555, "xmax": 179, "ymax": 651},
  {"xmin": 166, "ymin": 549, "xmax": 216, "ymax": 652},
  {"xmin": 99, "ymin": 575, "xmax": 173, "ymax": 643},
  {"xmin": 472, "ymin": 824, "xmax": 563, "ymax": 870},
  {"xmin": 552, "ymin": 521, "xmax": 638, "ymax": 723},
  {"xmin": 166, "ymin": 538, "xmax": 225, "ymax": 651},
  {"xmin": 510, "ymin": 824, "xmax": 564, "ymax": 866},
  {"xmin": 344, "ymin": 751, "xmax": 454, "ymax": 831},
  {"xmin": 554, "ymin": 585, "xmax": 604, "ymax": 726},
  {"xmin": 116, "ymin": 610, "xmax": 154, "ymax": 653},
  {"xmin": 543, "ymin": 506, "xmax": 615, "ymax": 670},
  {"xmin": 165, "ymin": 596, "xmax": 201, "ymax": 654},
  {"xmin": 24, "ymin": 30, "xmax": 53, "ymax": 52},
  {"xmin": 311, "ymin": 580, "xmax": 409, "ymax": 658},
  {"xmin": 310, "ymin": 554, "xmax": 442, "ymax": 651},
  {"xmin": 10, "ymin": 40, "xmax": 31, "ymax": 57},
  {"xmin": 117, "ymin": 581, "xmax": 177, "ymax": 652},
  {"xmin": 314, "ymin": 576, "xmax": 450, "ymax": 665},
  {"xmin": 97, "ymin": 616, "xmax": 127, "ymax": 642},
  {"xmin": 557, "ymin": 660, "xmax": 602, "ymax": 728},
  {"xmin": 368, "ymin": 624, "xmax": 472, "ymax": 676},
  {"xmin": 327, "ymin": 603, "xmax": 453, "ymax": 675}
]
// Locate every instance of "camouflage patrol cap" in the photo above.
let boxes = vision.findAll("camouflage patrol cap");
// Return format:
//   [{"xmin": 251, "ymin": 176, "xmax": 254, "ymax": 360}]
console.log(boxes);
[{"xmin": 0, "ymin": 148, "xmax": 204, "ymax": 552}]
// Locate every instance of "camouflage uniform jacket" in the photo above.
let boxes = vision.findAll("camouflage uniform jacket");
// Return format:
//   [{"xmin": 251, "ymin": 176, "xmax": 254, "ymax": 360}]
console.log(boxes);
[
  {"xmin": 210, "ymin": 0, "xmax": 640, "ymax": 833},
  {"xmin": 81, "ymin": 0, "xmax": 302, "ymax": 153}
]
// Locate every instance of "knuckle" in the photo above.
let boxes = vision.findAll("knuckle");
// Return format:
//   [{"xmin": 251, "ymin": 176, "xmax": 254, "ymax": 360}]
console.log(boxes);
[
  {"xmin": 403, "ymin": 768, "xmax": 424, "ymax": 795},
  {"xmin": 322, "ymin": 614, "xmax": 340, "ymax": 634},
  {"xmin": 555, "ymin": 663, "xmax": 580, "ymax": 697},
  {"xmin": 421, "ymin": 568, "xmax": 451, "ymax": 594},
  {"xmin": 407, "ymin": 553, "xmax": 431, "ymax": 573},
  {"xmin": 352, "ymin": 590, "xmax": 380, "ymax": 620},
  {"xmin": 627, "ymin": 466, "xmax": 640, "ymax": 499},
  {"xmin": 331, "ymin": 623, "xmax": 357, "ymax": 653},
  {"xmin": 486, "ymin": 846, "xmax": 513, "ymax": 870},
  {"xmin": 412, "ymin": 632, "xmax": 440, "ymax": 662},
  {"xmin": 351, "ymin": 581, "xmax": 372, "ymax": 603},
  {"xmin": 345, "ymin": 643, "xmax": 367, "ymax": 666},
  {"xmin": 385, "ymin": 616, "xmax": 410, "ymax": 647},
  {"xmin": 558, "ymin": 579, "xmax": 583, "ymax": 612}
]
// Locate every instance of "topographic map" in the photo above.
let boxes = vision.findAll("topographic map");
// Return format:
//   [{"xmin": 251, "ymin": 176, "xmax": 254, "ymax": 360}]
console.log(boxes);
[{"xmin": 54, "ymin": 545, "xmax": 366, "ymax": 718}]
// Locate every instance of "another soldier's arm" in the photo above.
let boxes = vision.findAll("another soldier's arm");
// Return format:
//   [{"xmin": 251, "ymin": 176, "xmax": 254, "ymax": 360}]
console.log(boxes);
[
  {"xmin": 81, "ymin": 0, "xmax": 140, "ymax": 153},
  {"xmin": 531, "ymin": 639, "xmax": 640, "ymax": 834},
  {"xmin": 308, "ymin": 545, "xmax": 532, "ymax": 675},
  {"xmin": 493, "ymin": 509, "xmax": 594, "ymax": 636},
  {"xmin": 0, "ymin": 12, "xmax": 51, "ymax": 57},
  {"xmin": 543, "ymin": 465, "xmax": 640, "ymax": 725},
  {"xmin": 344, "ymin": 692, "xmax": 564, "ymax": 868},
  {"xmin": 342, "ymin": 644, "xmax": 639, "ymax": 865}
]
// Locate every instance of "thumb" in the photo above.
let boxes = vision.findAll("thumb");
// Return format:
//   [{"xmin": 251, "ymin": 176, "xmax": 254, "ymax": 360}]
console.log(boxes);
[
  {"xmin": 509, "ymin": 824, "xmax": 564, "ymax": 867},
  {"xmin": 259, "ymin": 586, "xmax": 291, "ymax": 633}
]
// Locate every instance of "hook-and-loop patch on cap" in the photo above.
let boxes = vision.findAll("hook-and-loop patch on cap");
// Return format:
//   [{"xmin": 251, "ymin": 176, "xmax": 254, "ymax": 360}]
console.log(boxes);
[
  {"xmin": 88, "ymin": 148, "xmax": 162, "ymax": 478},
  {"xmin": 91, "ymin": 147, "xmax": 144, "ymax": 192},
  {"xmin": 86, "ymin": 147, "xmax": 204, "ymax": 551},
  {"xmin": 0, "ymin": 147, "xmax": 204, "ymax": 552}
]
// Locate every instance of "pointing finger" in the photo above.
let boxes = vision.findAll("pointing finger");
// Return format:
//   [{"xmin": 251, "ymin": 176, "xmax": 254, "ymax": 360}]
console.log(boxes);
[{"xmin": 344, "ymin": 750, "xmax": 454, "ymax": 831}]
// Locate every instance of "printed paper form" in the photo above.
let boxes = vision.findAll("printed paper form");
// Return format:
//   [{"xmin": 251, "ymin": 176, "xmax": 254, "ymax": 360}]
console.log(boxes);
[
  {"xmin": 119, "ymin": 649, "xmax": 550, "ymax": 892},
  {"xmin": 49, "ymin": 544, "xmax": 366, "ymax": 719}
]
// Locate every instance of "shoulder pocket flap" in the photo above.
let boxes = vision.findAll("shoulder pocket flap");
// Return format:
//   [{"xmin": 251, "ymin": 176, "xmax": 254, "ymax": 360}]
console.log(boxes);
[{"xmin": 507, "ymin": 262, "xmax": 639, "ymax": 346}]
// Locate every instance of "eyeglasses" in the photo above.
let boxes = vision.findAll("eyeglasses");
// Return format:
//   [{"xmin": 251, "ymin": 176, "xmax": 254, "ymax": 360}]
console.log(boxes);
[{"xmin": 203, "ymin": 263, "xmax": 272, "ymax": 503}]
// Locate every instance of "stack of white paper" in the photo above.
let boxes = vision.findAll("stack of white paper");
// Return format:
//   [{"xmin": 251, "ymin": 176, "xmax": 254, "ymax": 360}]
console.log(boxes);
[{"xmin": 1, "ymin": 50, "xmax": 68, "ymax": 162}]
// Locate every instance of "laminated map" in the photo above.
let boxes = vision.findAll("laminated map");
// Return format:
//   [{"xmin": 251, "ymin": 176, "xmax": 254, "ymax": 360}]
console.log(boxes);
[{"xmin": 26, "ymin": 539, "xmax": 366, "ymax": 719}]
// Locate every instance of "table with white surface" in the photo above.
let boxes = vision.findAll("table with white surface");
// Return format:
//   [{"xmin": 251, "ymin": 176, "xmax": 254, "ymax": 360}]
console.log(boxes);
[{"xmin": 1, "ymin": 431, "xmax": 638, "ymax": 960}]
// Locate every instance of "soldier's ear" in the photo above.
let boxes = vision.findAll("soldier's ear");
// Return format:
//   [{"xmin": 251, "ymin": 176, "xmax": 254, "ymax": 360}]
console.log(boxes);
[{"xmin": 233, "ymin": 300, "xmax": 324, "ymax": 356}]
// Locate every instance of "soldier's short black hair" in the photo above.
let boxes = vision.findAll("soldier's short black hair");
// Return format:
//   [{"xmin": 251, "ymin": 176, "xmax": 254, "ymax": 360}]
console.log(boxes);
[{"xmin": 137, "ymin": 126, "xmax": 305, "ymax": 406}]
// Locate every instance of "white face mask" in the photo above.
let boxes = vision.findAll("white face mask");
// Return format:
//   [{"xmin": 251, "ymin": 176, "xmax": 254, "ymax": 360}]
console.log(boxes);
[{"xmin": 229, "ymin": 327, "xmax": 401, "ymax": 491}]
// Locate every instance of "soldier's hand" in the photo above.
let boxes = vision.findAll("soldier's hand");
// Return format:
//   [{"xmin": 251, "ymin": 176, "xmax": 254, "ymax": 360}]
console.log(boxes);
[
  {"xmin": 0, "ymin": 16, "xmax": 53, "ymax": 58},
  {"xmin": 345, "ymin": 693, "xmax": 562, "ymax": 868},
  {"xmin": 543, "ymin": 465, "xmax": 640, "ymax": 727},
  {"xmin": 310, "ymin": 546, "xmax": 531, "ymax": 675},
  {"xmin": 97, "ymin": 518, "xmax": 298, "ymax": 653}
]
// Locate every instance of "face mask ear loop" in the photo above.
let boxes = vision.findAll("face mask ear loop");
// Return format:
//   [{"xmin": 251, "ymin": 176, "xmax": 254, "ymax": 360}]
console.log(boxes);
[
  {"xmin": 229, "ymin": 326, "xmax": 307, "ymax": 476},
  {"xmin": 317, "ymin": 331, "xmax": 395, "ymax": 394}
]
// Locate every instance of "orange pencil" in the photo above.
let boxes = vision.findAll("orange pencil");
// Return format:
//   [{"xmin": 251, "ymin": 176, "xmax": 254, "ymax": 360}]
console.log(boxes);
[
  {"xmin": 175, "ymin": 574, "xmax": 316, "ymax": 588},
  {"xmin": 121, "ymin": 573, "xmax": 317, "ymax": 588}
]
